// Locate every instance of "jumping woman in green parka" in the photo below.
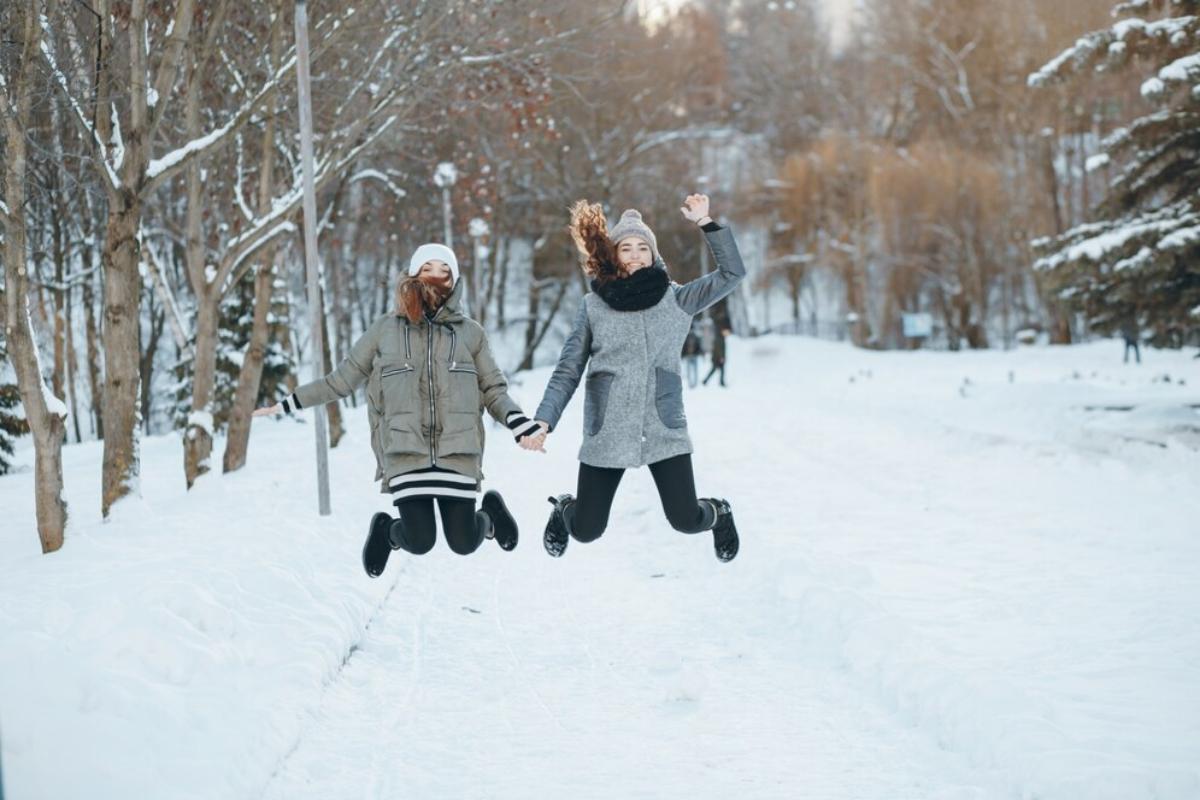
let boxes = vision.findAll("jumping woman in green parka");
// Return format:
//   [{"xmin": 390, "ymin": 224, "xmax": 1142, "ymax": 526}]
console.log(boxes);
[{"xmin": 254, "ymin": 244, "xmax": 544, "ymax": 577}]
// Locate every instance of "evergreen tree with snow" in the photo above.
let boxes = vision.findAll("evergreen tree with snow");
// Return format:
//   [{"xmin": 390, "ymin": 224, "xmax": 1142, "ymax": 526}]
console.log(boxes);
[
  {"xmin": 1029, "ymin": 0, "xmax": 1200, "ymax": 346},
  {"xmin": 0, "ymin": 381, "xmax": 29, "ymax": 475},
  {"xmin": 172, "ymin": 271, "xmax": 291, "ymax": 433}
]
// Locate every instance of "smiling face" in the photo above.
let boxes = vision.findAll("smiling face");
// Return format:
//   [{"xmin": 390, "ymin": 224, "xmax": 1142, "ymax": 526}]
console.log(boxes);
[
  {"xmin": 417, "ymin": 259, "xmax": 452, "ymax": 286},
  {"xmin": 615, "ymin": 237, "xmax": 653, "ymax": 275}
]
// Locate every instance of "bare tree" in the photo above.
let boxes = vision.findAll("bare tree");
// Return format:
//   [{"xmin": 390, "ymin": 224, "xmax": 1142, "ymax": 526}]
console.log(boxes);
[{"xmin": 1, "ymin": 1, "xmax": 69, "ymax": 552}]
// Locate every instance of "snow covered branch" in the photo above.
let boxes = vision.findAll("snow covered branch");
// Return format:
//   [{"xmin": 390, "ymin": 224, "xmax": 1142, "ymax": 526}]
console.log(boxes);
[{"xmin": 37, "ymin": 18, "xmax": 120, "ymax": 192}]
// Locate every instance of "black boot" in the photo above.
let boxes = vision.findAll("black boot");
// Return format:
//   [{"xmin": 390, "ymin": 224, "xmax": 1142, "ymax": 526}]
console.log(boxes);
[
  {"xmin": 702, "ymin": 498, "xmax": 739, "ymax": 563},
  {"xmin": 481, "ymin": 490, "xmax": 518, "ymax": 551},
  {"xmin": 544, "ymin": 494, "xmax": 574, "ymax": 557},
  {"xmin": 362, "ymin": 512, "xmax": 395, "ymax": 578}
]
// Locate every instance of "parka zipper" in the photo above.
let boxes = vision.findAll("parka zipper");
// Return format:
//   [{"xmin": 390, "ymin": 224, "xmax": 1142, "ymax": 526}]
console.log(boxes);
[
  {"xmin": 381, "ymin": 365, "xmax": 414, "ymax": 378},
  {"xmin": 404, "ymin": 324, "xmax": 411, "ymax": 359},
  {"xmin": 427, "ymin": 323, "xmax": 436, "ymax": 465},
  {"xmin": 445, "ymin": 325, "xmax": 477, "ymax": 373}
]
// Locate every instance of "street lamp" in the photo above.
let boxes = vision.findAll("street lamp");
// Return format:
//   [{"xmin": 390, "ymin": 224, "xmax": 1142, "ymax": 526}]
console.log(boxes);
[
  {"xmin": 433, "ymin": 162, "xmax": 457, "ymax": 249},
  {"xmin": 293, "ymin": 0, "xmax": 330, "ymax": 516},
  {"xmin": 468, "ymin": 217, "xmax": 490, "ymax": 324}
]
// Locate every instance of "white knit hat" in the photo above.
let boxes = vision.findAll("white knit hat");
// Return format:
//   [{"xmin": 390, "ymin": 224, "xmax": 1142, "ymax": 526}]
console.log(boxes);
[{"xmin": 408, "ymin": 243, "xmax": 459, "ymax": 284}]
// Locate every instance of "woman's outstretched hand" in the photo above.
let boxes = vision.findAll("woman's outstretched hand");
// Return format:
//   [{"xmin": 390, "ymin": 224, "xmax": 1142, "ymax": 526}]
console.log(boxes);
[
  {"xmin": 681, "ymin": 193, "xmax": 712, "ymax": 226},
  {"xmin": 252, "ymin": 403, "xmax": 282, "ymax": 417}
]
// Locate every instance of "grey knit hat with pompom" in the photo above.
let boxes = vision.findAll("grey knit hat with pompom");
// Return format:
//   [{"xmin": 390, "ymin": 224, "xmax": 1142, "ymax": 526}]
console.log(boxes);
[{"xmin": 608, "ymin": 209, "xmax": 659, "ymax": 261}]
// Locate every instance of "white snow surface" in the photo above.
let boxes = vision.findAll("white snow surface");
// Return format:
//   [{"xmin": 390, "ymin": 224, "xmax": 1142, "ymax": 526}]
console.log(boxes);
[{"xmin": 2, "ymin": 338, "xmax": 1199, "ymax": 799}]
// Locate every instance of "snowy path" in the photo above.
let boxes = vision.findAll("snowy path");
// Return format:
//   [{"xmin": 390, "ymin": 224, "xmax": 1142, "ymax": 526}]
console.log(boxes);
[
  {"xmin": 3, "ymin": 338, "xmax": 1198, "ymax": 800},
  {"xmin": 260, "ymin": 488, "xmax": 994, "ymax": 800}
]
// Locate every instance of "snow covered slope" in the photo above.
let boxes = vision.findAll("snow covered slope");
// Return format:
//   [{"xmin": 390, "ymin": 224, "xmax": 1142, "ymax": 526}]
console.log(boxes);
[{"xmin": 2, "ymin": 338, "xmax": 1197, "ymax": 799}]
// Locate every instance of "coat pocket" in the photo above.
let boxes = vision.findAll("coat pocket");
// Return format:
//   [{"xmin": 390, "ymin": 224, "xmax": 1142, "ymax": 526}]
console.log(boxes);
[
  {"xmin": 447, "ymin": 362, "xmax": 482, "ymax": 413},
  {"xmin": 437, "ymin": 411, "xmax": 482, "ymax": 457},
  {"xmin": 379, "ymin": 363, "xmax": 416, "ymax": 418},
  {"xmin": 385, "ymin": 414, "xmax": 426, "ymax": 455},
  {"xmin": 583, "ymin": 371, "xmax": 615, "ymax": 437},
  {"xmin": 654, "ymin": 367, "xmax": 686, "ymax": 429}
]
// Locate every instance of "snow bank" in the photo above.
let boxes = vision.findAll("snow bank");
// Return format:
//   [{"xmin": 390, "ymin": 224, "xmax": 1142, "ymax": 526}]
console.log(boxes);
[
  {"xmin": 733, "ymin": 337, "xmax": 1200, "ymax": 799},
  {"xmin": 0, "ymin": 423, "xmax": 394, "ymax": 799}
]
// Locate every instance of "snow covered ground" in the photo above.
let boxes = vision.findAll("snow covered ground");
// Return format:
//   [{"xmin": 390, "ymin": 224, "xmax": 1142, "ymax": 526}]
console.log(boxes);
[{"xmin": 2, "ymin": 336, "xmax": 1198, "ymax": 799}]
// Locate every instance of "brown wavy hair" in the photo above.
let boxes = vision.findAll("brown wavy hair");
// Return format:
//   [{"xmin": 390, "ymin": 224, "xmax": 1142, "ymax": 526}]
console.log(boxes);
[
  {"xmin": 568, "ymin": 200, "xmax": 621, "ymax": 286},
  {"xmin": 394, "ymin": 273, "xmax": 452, "ymax": 324}
]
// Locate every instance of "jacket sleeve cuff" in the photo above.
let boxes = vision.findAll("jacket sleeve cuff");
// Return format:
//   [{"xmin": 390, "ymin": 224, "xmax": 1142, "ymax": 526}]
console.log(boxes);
[
  {"xmin": 281, "ymin": 393, "xmax": 302, "ymax": 415},
  {"xmin": 701, "ymin": 221, "xmax": 723, "ymax": 232},
  {"xmin": 506, "ymin": 411, "xmax": 541, "ymax": 442}
]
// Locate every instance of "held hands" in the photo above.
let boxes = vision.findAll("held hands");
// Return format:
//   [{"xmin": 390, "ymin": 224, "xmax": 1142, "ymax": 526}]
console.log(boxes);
[
  {"xmin": 519, "ymin": 421, "xmax": 551, "ymax": 453},
  {"xmin": 252, "ymin": 403, "xmax": 282, "ymax": 417},
  {"xmin": 680, "ymin": 193, "xmax": 712, "ymax": 226}
]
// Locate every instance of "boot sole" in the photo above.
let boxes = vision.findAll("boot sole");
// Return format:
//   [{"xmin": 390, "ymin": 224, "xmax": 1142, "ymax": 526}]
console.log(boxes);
[
  {"xmin": 363, "ymin": 512, "xmax": 393, "ymax": 578},
  {"xmin": 483, "ymin": 490, "xmax": 519, "ymax": 551},
  {"xmin": 544, "ymin": 496, "xmax": 569, "ymax": 557}
]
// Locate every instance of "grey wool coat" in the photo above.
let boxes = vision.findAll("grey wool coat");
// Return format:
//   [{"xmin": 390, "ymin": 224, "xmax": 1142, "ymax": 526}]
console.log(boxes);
[
  {"xmin": 534, "ymin": 224, "xmax": 746, "ymax": 469},
  {"xmin": 293, "ymin": 280, "xmax": 522, "ymax": 490}
]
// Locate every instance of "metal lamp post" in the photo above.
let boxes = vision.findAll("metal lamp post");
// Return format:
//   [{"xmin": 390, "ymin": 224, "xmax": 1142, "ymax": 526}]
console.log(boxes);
[
  {"xmin": 294, "ymin": 0, "xmax": 331, "ymax": 515},
  {"xmin": 433, "ymin": 161, "xmax": 457, "ymax": 248},
  {"xmin": 468, "ymin": 217, "xmax": 489, "ymax": 324}
]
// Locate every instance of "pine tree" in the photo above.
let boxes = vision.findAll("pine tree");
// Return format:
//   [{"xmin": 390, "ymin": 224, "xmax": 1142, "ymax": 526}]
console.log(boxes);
[
  {"xmin": 0, "ymin": 381, "xmax": 29, "ymax": 475},
  {"xmin": 1029, "ymin": 0, "xmax": 1200, "ymax": 346}
]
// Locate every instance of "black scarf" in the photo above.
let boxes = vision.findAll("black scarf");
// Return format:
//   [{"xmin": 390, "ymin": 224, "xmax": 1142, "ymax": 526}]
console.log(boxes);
[{"xmin": 592, "ymin": 267, "xmax": 669, "ymax": 312}]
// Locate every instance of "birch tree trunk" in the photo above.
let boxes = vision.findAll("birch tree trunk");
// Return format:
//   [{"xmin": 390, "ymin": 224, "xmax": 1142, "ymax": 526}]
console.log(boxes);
[
  {"xmin": 225, "ymin": 7, "xmax": 284, "ymax": 473},
  {"xmin": 1, "ymin": 3, "xmax": 69, "ymax": 552}
]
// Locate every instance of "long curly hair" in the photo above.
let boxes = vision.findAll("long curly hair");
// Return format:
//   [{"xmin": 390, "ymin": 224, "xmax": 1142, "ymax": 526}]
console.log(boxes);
[
  {"xmin": 394, "ymin": 273, "xmax": 452, "ymax": 324},
  {"xmin": 568, "ymin": 200, "xmax": 621, "ymax": 286}
]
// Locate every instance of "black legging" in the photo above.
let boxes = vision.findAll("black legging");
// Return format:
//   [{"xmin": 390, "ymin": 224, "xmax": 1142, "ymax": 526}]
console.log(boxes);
[
  {"xmin": 392, "ymin": 496, "xmax": 486, "ymax": 555},
  {"xmin": 570, "ymin": 453, "xmax": 715, "ymax": 543}
]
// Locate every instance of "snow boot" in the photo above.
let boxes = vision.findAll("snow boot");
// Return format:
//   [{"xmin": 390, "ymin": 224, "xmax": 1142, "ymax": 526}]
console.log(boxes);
[
  {"xmin": 362, "ymin": 511, "xmax": 395, "ymax": 578},
  {"xmin": 482, "ymin": 490, "xmax": 519, "ymax": 551},
  {"xmin": 702, "ymin": 498, "xmax": 739, "ymax": 563},
  {"xmin": 544, "ymin": 494, "xmax": 574, "ymax": 557}
]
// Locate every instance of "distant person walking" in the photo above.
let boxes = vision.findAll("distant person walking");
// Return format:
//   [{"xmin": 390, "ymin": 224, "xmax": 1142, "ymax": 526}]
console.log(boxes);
[
  {"xmin": 702, "ymin": 325, "xmax": 729, "ymax": 387},
  {"xmin": 1121, "ymin": 317, "xmax": 1141, "ymax": 364},
  {"xmin": 681, "ymin": 326, "xmax": 703, "ymax": 388}
]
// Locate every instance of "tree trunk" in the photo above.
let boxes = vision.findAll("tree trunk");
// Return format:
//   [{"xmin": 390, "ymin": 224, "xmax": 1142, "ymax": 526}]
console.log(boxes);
[
  {"xmin": 1, "ymin": 5, "xmax": 69, "ymax": 551},
  {"xmin": 83, "ymin": 263, "xmax": 104, "ymax": 439},
  {"xmin": 140, "ymin": 304, "xmax": 165, "ymax": 435},
  {"xmin": 51, "ymin": 190, "xmax": 67, "ymax": 402},
  {"xmin": 493, "ymin": 236, "xmax": 508, "ymax": 329},
  {"xmin": 223, "ymin": 247, "xmax": 276, "ymax": 473},
  {"xmin": 224, "ymin": 11, "xmax": 281, "ymax": 474},
  {"xmin": 65, "ymin": 270, "xmax": 82, "ymax": 443},
  {"xmin": 100, "ymin": 189, "xmax": 145, "ymax": 515},
  {"xmin": 520, "ymin": 280, "xmax": 540, "ymax": 372},
  {"xmin": 184, "ymin": 292, "xmax": 219, "ymax": 487}
]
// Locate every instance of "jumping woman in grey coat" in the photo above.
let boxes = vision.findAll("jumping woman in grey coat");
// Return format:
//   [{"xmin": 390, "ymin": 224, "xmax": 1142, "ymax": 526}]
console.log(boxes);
[
  {"xmin": 254, "ymin": 244, "xmax": 543, "ymax": 577},
  {"xmin": 528, "ymin": 194, "xmax": 743, "ymax": 561}
]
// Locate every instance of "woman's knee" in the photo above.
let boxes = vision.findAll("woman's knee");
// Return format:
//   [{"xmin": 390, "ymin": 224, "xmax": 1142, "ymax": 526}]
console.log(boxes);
[
  {"xmin": 396, "ymin": 520, "xmax": 436, "ymax": 554},
  {"xmin": 445, "ymin": 536, "xmax": 482, "ymax": 556},
  {"xmin": 570, "ymin": 503, "xmax": 606, "ymax": 543},
  {"xmin": 571, "ymin": 519, "xmax": 606, "ymax": 543}
]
